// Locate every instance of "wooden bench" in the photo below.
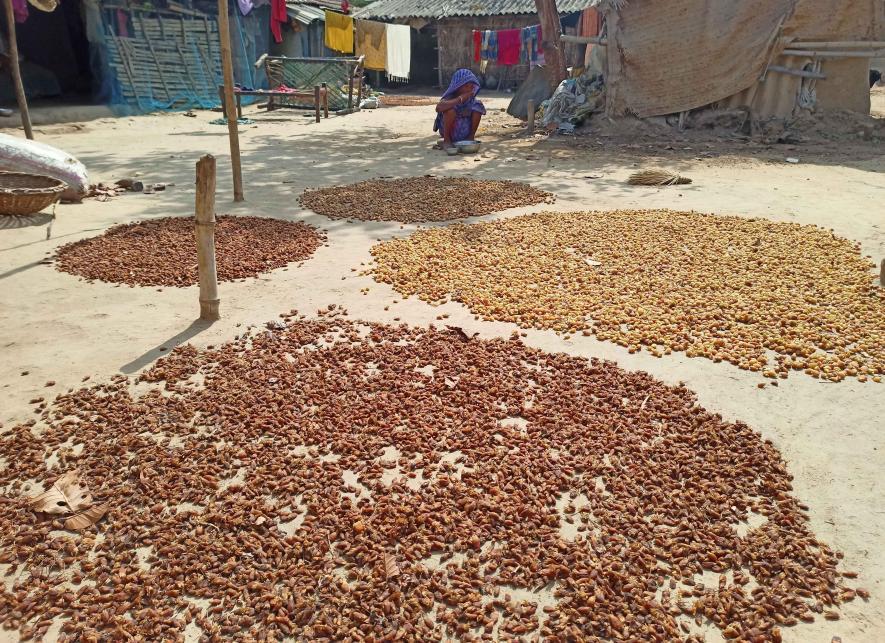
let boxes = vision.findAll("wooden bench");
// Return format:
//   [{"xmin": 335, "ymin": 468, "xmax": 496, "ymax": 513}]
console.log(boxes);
[{"xmin": 220, "ymin": 83, "xmax": 330, "ymax": 123}]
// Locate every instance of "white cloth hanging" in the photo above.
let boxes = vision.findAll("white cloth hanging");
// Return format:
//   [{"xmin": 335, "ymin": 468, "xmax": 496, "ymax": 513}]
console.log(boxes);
[{"xmin": 385, "ymin": 23, "xmax": 411, "ymax": 83}]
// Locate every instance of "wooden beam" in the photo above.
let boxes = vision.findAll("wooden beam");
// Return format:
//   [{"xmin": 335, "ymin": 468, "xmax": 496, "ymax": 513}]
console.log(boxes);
[
  {"xmin": 2, "ymin": 0, "xmax": 33, "ymax": 139},
  {"xmin": 195, "ymin": 155, "xmax": 220, "ymax": 321},
  {"xmin": 792, "ymin": 41, "xmax": 885, "ymax": 49},
  {"xmin": 216, "ymin": 0, "xmax": 244, "ymax": 202},
  {"xmin": 767, "ymin": 65, "xmax": 826, "ymax": 80},
  {"xmin": 535, "ymin": 0, "xmax": 567, "ymax": 88},
  {"xmin": 782, "ymin": 49, "xmax": 884, "ymax": 58}
]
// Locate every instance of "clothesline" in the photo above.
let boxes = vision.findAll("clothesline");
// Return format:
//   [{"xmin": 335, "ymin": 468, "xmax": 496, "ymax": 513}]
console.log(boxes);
[
  {"xmin": 472, "ymin": 11, "xmax": 599, "ymax": 69},
  {"xmin": 323, "ymin": 11, "xmax": 411, "ymax": 82}
]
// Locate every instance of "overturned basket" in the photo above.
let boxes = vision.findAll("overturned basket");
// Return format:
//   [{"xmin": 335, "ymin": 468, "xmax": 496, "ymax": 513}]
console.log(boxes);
[{"xmin": 0, "ymin": 171, "xmax": 67, "ymax": 216}]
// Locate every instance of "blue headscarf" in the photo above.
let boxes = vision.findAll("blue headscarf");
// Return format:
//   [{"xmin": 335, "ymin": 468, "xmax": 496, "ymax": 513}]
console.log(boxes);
[{"xmin": 441, "ymin": 69, "xmax": 482, "ymax": 101}]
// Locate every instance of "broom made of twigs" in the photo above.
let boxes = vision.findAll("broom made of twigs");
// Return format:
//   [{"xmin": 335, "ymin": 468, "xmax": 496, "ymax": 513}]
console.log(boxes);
[{"xmin": 627, "ymin": 169, "xmax": 692, "ymax": 186}]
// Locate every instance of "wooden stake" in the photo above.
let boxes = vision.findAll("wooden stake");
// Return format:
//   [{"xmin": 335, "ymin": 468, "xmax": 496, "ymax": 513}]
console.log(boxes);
[
  {"xmin": 321, "ymin": 82, "xmax": 329, "ymax": 118},
  {"xmin": 2, "ymin": 0, "xmax": 33, "ymax": 139},
  {"xmin": 216, "ymin": 0, "xmax": 243, "ymax": 202},
  {"xmin": 534, "ymin": 0, "xmax": 567, "ymax": 88},
  {"xmin": 314, "ymin": 85, "xmax": 321, "ymax": 123},
  {"xmin": 195, "ymin": 155, "xmax": 220, "ymax": 321},
  {"xmin": 880, "ymin": 259, "xmax": 884, "ymax": 288},
  {"xmin": 527, "ymin": 99, "xmax": 535, "ymax": 133}
]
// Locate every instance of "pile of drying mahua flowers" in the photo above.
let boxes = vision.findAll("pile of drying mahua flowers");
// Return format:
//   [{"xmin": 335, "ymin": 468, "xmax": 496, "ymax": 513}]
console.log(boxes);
[
  {"xmin": 299, "ymin": 177, "xmax": 554, "ymax": 223},
  {"xmin": 55, "ymin": 216, "xmax": 325, "ymax": 287},
  {"xmin": 371, "ymin": 210, "xmax": 885, "ymax": 382},
  {"xmin": 0, "ymin": 309, "xmax": 862, "ymax": 641}
]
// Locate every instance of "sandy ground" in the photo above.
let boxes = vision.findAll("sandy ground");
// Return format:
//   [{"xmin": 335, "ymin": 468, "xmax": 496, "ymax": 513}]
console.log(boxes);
[{"xmin": 1, "ymin": 99, "xmax": 884, "ymax": 642}]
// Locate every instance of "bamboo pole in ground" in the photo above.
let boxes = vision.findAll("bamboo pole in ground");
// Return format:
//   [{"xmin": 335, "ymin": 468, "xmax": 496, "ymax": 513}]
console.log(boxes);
[
  {"xmin": 195, "ymin": 155, "xmax": 220, "ymax": 321},
  {"xmin": 2, "ymin": 0, "xmax": 33, "ymax": 139},
  {"xmin": 216, "ymin": 0, "xmax": 243, "ymax": 201},
  {"xmin": 526, "ymin": 100, "xmax": 535, "ymax": 133}
]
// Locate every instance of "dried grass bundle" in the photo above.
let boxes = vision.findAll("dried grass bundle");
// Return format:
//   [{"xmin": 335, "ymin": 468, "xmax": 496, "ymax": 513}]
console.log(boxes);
[{"xmin": 627, "ymin": 169, "xmax": 692, "ymax": 186}]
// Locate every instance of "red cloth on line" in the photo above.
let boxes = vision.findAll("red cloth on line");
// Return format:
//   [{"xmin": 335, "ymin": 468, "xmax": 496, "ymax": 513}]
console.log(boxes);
[
  {"xmin": 270, "ymin": 0, "xmax": 287, "ymax": 43},
  {"xmin": 473, "ymin": 30, "xmax": 481, "ymax": 63},
  {"xmin": 497, "ymin": 29, "xmax": 521, "ymax": 66}
]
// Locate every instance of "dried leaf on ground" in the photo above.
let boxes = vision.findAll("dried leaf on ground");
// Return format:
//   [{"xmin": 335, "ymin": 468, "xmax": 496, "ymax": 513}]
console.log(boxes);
[
  {"xmin": 383, "ymin": 553, "xmax": 400, "ymax": 580},
  {"xmin": 29, "ymin": 470, "xmax": 93, "ymax": 515},
  {"xmin": 64, "ymin": 502, "xmax": 109, "ymax": 530},
  {"xmin": 446, "ymin": 325, "xmax": 478, "ymax": 342}
]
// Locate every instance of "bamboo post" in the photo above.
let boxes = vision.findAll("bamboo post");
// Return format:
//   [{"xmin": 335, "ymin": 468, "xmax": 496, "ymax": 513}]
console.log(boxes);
[
  {"xmin": 527, "ymin": 99, "xmax": 535, "ymax": 133},
  {"xmin": 321, "ymin": 82, "xmax": 329, "ymax": 118},
  {"xmin": 2, "ymin": 0, "xmax": 33, "ymax": 139},
  {"xmin": 216, "ymin": 0, "xmax": 244, "ymax": 202},
  {"xmin": 347, "ymin": 68, "xmax": 354, "ymax": 109},
  {"xmin": 195, "ymin": 155, "xmax": 220, "ymax": 321},
  {"xmin": 314, "ymin": 85, "xmax": 321, "ymax": 123}
]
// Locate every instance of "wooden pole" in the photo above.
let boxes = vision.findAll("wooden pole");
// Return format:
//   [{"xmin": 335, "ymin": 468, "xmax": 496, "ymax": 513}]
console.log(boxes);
[
  {"xmin": 195, "ymin": 155, "xmax": 220, "ymax": 321},
  {"xmin": 526, "ymin": 99, "xmax": 535, "ymax": 133},
  {"xmin": 314, "ymin": 85, "xmax": 321, "ymax": 123},
  {"xmin": 880, "ymin": 259, "xmax": 885, "ymax": 288},
  {"xmin": 216, "ymin": 0, "xmax": 243, "ymax": 202},
  {"xmin": 535, "ymin": 0, "xmax": 568, "ymax": 88},
  {"xmin": 2, "ymin": 0, "xmax": 33, "ymax": 139},
  {"xmin": 321, "ymin": 82, "xmax": 329, "ymax": 118}
]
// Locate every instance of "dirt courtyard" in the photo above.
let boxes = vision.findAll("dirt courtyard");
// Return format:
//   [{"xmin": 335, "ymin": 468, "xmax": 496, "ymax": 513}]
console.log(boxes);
[{"xmin": 1, "ymin": 97, "xmax": 884, "ymax": 641}]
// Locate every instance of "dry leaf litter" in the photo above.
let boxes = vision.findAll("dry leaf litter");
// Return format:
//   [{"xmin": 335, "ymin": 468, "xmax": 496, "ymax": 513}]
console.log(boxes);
[
  {"xmin": 0, "ymin": 310, "xmax": 862, "ymax": 641},
  {"xmin": 55, "ymin": 216, "xmax": 325, "ymax": 287},
  {"xmin": 299, "ymin": 177, "xmax": 554, "ymax": 223},
  {"xmin": 371, "ymin": 210, "xmax": 885, "ymax": 382}
]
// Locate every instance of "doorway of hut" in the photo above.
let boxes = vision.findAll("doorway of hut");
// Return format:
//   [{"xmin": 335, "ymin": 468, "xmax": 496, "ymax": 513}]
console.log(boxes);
[{"xmin": 1, "ymin": 0, "xmax": 95, "ymax": 110}]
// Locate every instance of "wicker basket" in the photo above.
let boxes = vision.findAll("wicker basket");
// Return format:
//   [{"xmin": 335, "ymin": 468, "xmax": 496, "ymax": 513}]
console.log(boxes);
[{"xmin": 0, "ymin": 172, "xmax": 67, "ymax": 216}]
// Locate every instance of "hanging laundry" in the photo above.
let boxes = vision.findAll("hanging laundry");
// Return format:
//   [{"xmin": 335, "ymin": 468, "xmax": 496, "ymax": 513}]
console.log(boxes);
[
  {"xmin": 356, "ymin": 20, "xmax": 388, "ymax": 72},
  {"xmin": 385, "ymin": 23, "xmax": 410, "ymax": 82},
  {"xmin": 237, "ymin": 0, "xmax": 254, "ymax": 16},
  {"xmin": 270, "ymin": 0, "xmax": 287, "ymax": 44},
  {"xmin": 473, "ymin": 30, "xmax": 481, "ymax": 64},
  {"xmin": 325, "ymin": 10, "xmax": 354, "ymax": 54},
  {"xmin": 12, "ymin": 0, "xmax": 28, "ymax": 23},
  {"xmin": 115, "ymin": 9, "xmax": 129, "ymax": 37},
  {"xmin": 481, "ymin": 30, "xmax": 497, "ymax": 62},
  {"xmin": 497, "ymin": 29, "xmax": 521, "ymax": 66},
  {"xmin": 579, "ymin": 8, "xmax": 601, "ymax": 66}
]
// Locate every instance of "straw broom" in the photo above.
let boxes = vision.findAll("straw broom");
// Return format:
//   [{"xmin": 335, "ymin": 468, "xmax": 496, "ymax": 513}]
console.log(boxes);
[{"xmin": 627, "ymin": 169, "xmax": 692, "ymax": 186}]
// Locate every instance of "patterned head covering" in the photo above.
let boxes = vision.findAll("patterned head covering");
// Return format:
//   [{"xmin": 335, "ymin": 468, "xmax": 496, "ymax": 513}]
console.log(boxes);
[{"xmin": 441, "ymin": 69, "xmax": 482, "ymax": 101}]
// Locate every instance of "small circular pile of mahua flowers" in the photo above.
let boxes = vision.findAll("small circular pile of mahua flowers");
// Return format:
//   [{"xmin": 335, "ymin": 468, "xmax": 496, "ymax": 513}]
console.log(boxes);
[
  {"xmin": 370, "ymin": 210, "xmax": 885, "ymax": 382},
  {"xmin": 55, "ymin": 216, "xmax": 325, "ymax": 287},
  {"xmin": 299, "ymin": 176, "xmax": 555, "ymax": 223},
  {"xmin": 0, "ymin": 310, "xmax": 864, "ymax": 641}
]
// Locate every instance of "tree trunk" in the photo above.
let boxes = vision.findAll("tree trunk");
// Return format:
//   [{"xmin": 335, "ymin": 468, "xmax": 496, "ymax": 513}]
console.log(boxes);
[{"xmin": 535, "ymin": 0, "xmax": 567, "ymax": 89}]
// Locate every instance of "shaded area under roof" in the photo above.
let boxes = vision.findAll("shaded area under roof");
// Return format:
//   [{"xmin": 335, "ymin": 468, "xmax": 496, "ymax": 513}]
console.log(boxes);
[{"xmin": 354, "ymin": 0, "xmax": 594, "ymax": 20}]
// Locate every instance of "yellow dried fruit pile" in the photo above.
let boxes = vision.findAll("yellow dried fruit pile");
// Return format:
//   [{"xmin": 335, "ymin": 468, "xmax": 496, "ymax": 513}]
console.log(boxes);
[
  {"xmin": 300, "ymin": 177, "xmax": 554, "ymax": 223},
  {"xmin": 371, "ymin": 210, "xmax": 885, "ymax": 382}
]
